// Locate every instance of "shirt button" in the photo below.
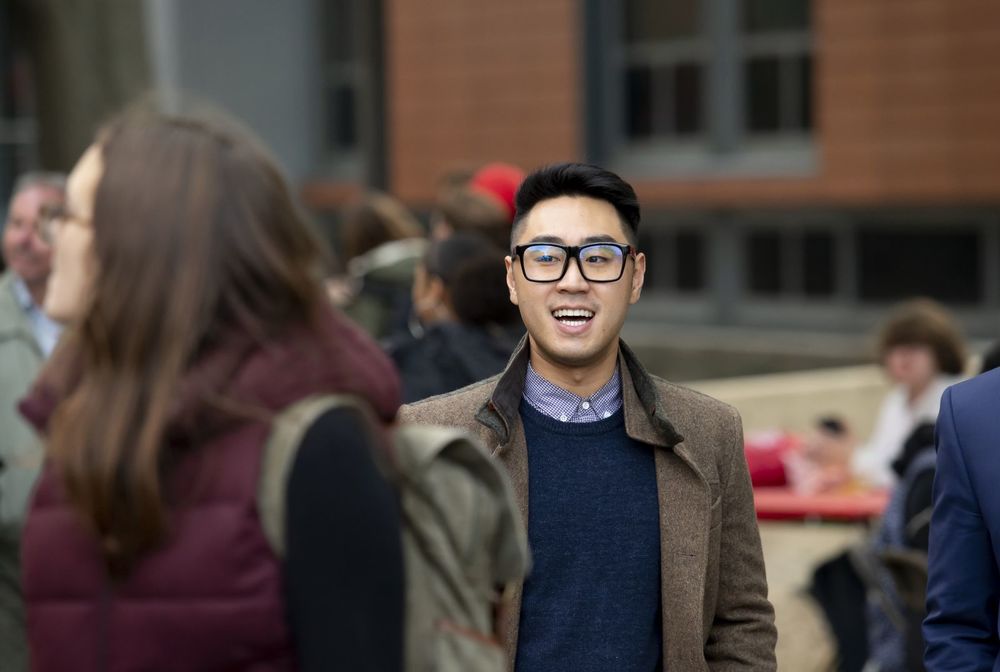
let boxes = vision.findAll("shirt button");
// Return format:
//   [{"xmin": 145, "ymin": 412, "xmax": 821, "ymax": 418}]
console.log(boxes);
[
  {"xmin": 560, "ymin": 414, "xmax": 568, "ymax": 422},
  {"xmin": 603, "ymin": 411, "xmax": 611, "ymax": 418},
  {"xmin": 581, "ymin": 401, "xmax": 591, "ymax": 410}
]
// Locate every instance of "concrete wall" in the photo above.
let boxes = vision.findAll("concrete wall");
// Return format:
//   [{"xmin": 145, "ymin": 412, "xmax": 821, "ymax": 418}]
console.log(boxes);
[
  {"xmin": 688, "ymin": 364, "xmax": 890, "ymax": 436},
  {"xmin": 144, "ymin": 0, "xmax": 320, "ymax": 183}
]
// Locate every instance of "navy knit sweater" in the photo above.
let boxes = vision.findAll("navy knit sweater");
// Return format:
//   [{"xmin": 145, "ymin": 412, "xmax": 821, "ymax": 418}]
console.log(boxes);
[{"xmin": 514, "ymin": 401, "xmax": 662, "ymax": 672}]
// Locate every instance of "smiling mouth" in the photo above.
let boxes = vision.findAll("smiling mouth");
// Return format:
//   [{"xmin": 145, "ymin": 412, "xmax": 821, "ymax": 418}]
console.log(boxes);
[{"xmin": 552, "ymin": 308, "xmax": 595, "ymax": 327}]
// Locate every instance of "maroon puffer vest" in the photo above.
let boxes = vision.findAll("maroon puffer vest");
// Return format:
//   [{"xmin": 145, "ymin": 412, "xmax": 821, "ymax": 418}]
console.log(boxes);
[{"xmin": 19, "ymin": 306, "xmax": 400, "ymax": 672}]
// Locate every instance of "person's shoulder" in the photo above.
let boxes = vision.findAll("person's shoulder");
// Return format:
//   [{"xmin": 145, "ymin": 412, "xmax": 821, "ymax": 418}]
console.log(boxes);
[
  {"xmin": 944, "ymin": 369, "xmax": 1000, "ymax": 416},
  {"xmin": 0, "ymin": 271, "xmax": 18, "ymax": 308},
  {"xmin": 948, "ymin": 369, "xmax": 1000, "ymax": 405},
  {"xmin": 0, "ymin": 272, "xmax": 31, "ymax": 339},
  {"xmin": 398, "ymin": 373, "xmax": 501, "ymax": 426},
  {"xmin": 648, "ymin": 374, "xmax": 741, "ymax": 425},
  {"xmin": 641, "ymin": 374, "xmax": 743, "ymax": 455}
]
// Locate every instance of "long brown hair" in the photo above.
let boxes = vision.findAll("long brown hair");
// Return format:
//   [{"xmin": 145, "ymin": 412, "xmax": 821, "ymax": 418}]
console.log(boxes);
[{"xmin": 46, "ymin": 109, "xmax": 328, "ymax": 578}]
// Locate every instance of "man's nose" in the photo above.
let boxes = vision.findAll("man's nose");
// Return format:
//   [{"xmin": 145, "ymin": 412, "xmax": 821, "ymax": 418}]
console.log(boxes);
[{"xmin": 556, "ymin": 256, "xmax": 589, "ymax": 291}]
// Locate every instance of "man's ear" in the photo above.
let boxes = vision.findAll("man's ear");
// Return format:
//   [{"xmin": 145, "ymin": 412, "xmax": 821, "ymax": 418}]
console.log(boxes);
[
  {"xmin": 629, "ymin": 251, "xmax": 646, "ymax": 304},
  {"xmin": 505, "ymin": 256, "xmax": 519, "ymax": 306},
  {"xmin": 428, "ymin": 276, "xmax": 448, "ymax": 306}
]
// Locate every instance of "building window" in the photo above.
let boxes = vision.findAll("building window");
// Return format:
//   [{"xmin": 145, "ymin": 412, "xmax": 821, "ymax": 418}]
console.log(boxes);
[
  {"xmin": 596, "ymin": 0, "xmax": 814, "ymax": 172},
  {"xmin": 857, "ymin": 228, "xmax": 982, "ymax": 304},
  {"xmin": 747, "ymin": 230, "xmax": 782, "ymax": 295},
  {"xmin": 623, "ymin": 0, "xmax": 706, "ymax": 141},
  {"xmin": 742, "ymin": 0, "xmax": 812, "ymax": 136},
  {"xmin": 802, "ymin": 230, "xmax": 834, "ymax": 296},
  {"xmin": 744, "ymin": 225, "xmax": 837, "ymax": 299},
  {"xmin": 676, "ymin": 230, "xmax": 706, "ymax": 291},
  {"xmin": 640, "ymin": 227, "xmax": 707, "ymax": 294},
  {"xmin": 321, "ymin": 0, "xmax": 358, "ymax": 154},
  {"xmin": 318, "ymin": 0, "xmax": 383, "ymax": 182}
]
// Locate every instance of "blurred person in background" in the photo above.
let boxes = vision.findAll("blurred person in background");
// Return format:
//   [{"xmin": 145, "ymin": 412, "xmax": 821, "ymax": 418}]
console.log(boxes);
[
  {"xmin": 330, "ymin": 191, "xmax": 426, "ymax": 340},
  {"xmin": 0, "ymin": 173, "xmax": 65, "ymax": 672},
  {"xmin": 469, "ymin": 162, "xmax": 524, "ymax": 225},
  {"xmin": 429, "ymin": 162, "xmax": 524, "ymax": 250},
  {"xmin": 863, "ymin": 418, "xmax": 937, "ymax": 672},
  {"xmin": 853, "ymin": 299, "xmax": 965, "ymax": 487},
  {"xmin": 17, "ymin": 108, "xmax": 403, "ymax": 671},
  {"xmin": 430, "ymin": 186, "xmax": 511, "ymax": 250},
  {"xmin": 805, "ymin": 299, "xmax": 966, "ymax": 489},
  {"xmin": 390, "ymin": 231, "xmax": 522, "ymax": 402}
]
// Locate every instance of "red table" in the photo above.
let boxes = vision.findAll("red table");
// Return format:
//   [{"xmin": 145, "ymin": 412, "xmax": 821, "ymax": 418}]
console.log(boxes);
[{"xmin": 753, "ymin": 487, "xmax": 890, "ymax": 522}]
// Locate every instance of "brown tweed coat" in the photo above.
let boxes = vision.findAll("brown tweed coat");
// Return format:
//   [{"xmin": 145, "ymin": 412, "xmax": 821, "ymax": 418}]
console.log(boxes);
[{"xmin": 399, "ymin": 338, "xmax": 777, "ymax": 671}]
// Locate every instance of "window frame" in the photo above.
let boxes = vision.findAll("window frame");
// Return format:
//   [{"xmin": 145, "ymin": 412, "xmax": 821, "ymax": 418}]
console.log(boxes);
[
  {"xmin": 315, "ymin": 0, "xmax": 385, "ymax": 187},
  {"xmin": 586, "ymin": 0, "xmax": 817, "ymax": 178}
]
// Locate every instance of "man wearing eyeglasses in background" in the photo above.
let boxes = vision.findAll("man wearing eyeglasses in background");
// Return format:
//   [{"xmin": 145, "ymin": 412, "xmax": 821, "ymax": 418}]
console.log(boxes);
[
  {"xmin": 401, "ymin": 163, "xmax": 776, "ymax": 671},
  {"xmin": 0, "ymin": 172, "xmax": 65, "ymax": 672}
]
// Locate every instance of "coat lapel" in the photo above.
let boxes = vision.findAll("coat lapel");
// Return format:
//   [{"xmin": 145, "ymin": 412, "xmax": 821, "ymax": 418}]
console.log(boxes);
[
  {"xmin": 655, "ymin": 444, "xmax": 715, "ymax": 668},
  {"xmin": 620, "ymin": 351, "xmax": 716, "ymax": 668}
]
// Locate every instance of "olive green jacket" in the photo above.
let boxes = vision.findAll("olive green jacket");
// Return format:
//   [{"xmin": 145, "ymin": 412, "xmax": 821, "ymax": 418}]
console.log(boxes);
[
  {"xmin": 0, "ymin": 270, "xmax": 46, "ymax": 672},
  {"xmin": 400, "ymin": 338, "xmax": 777, "ymax": 671}
]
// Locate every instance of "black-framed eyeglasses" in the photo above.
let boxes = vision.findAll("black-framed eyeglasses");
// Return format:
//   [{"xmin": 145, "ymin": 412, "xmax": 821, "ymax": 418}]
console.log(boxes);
[{"xmin": 512, "ymin": 242, "xmax": 636, "ymax": 283}]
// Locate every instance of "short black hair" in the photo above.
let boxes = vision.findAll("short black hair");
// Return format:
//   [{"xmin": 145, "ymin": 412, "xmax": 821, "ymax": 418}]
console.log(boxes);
[{"xmin": 511, "ymin": 162, "xmax": 640, "ymax": 246}]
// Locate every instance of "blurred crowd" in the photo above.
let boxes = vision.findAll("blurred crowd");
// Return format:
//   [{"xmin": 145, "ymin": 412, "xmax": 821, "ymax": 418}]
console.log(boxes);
[{"xmin": 326, "ymin": 163, "xmax": 526, "ymax": 403}]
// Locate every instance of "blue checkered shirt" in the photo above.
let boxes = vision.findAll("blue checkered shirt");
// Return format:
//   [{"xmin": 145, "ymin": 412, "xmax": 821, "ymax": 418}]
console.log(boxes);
[{"xmin": 522, "ymin": 362, "xmax": 623, "ymax": 423}]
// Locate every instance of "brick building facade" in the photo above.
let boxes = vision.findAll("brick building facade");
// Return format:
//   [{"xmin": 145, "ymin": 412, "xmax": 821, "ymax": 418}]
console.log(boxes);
[
  {"xmin": 337, "ymin": 0, "xmax": 1000, "ymax": 334},
  {"xmin": 5, "ymin": 0, "xmax": 999, "ymax": 333}
]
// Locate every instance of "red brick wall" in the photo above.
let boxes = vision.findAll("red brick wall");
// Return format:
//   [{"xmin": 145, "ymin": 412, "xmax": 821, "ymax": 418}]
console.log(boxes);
[
  {"xmin": 634, "ymin": 0, "xmax": 1000, "ymax": 207},
  {"xmin": 386, "ymin": 0, "xmax": 581, "ymax": 206},
  {"xmin": 382, "ymin": 0, "xmax": 1000, "ymax": 210}
]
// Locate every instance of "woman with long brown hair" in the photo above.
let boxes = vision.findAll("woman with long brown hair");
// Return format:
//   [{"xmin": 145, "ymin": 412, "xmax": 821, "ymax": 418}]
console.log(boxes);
[{"xmin": 17, "ymin": 108, "xmax": 404, "ymax": 670}]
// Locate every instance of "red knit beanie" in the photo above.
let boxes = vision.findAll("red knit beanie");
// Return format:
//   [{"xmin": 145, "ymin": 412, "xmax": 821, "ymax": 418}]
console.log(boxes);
[{"xmin": 469, "ymin": 162, "xmax": 525, "ymax": 223}]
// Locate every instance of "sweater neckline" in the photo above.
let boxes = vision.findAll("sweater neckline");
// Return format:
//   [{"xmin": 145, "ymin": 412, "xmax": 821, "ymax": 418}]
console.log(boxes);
[{"xmin": 519, "ymin": 398, "xmax": 625, "ymax": 436}]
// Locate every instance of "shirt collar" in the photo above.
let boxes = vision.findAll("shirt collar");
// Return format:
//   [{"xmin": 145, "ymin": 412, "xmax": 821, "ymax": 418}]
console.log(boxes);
[
  {"xmin": 522, "ymin": 361, "xmax": 623, "ymax": 423},
  {"xmin": 10, "ymin": 273, "xmax": 62, "ymax": 357},
  {"xmin": 11, "ymin": 274, "xmax": 35, "ymax": 311}
]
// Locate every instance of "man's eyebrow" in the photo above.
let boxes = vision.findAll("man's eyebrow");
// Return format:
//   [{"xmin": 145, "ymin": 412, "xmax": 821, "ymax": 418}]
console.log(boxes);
[
  {"xmin": 581, "ymin": 235, "xmax": 623, "ymax": 244},
  {"xmin": 526, "ymin": 235, "xmax": 566, "ymax": 244},
  {"xmin": 525, "ymin": 234, "xmax": 626, "ymax": 245}
]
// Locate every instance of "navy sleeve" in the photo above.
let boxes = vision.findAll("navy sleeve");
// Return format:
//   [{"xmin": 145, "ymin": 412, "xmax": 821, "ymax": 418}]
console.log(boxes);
[
  {"xmin": 284, "ymin": 406, "xmax": 404, "ymax": 672},
  {"xmin": 923, "ymin": 387, "xmax": 1000, "ymax": 670},
  {"xmin": 903, "ymin": 469, "xmax": 934, "ymax": 552}
]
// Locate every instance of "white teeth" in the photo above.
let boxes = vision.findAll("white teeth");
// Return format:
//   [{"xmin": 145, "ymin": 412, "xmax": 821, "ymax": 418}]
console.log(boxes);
[{"xmin": 553, "ymin": 309, "xmax": 594, "ymax": 319}]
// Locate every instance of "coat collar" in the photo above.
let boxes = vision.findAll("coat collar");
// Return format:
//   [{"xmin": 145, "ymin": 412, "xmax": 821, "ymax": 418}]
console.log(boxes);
[
  {"xmin": 0, "ymin": 271, "xmax": 41, "ymax": 346},
  {"xmin": 474, "ymin": 335, "xmax": 685, "ymax": 450}
]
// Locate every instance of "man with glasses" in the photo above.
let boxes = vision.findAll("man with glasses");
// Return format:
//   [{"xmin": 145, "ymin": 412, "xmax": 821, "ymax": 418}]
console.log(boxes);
[
  {"xmin": 0, "ymin": 172, "xmax": 66, "ymax": 671},
  {"xmin": 402, "ymin": 163, "xmax": 776, "ymax": 671}
]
